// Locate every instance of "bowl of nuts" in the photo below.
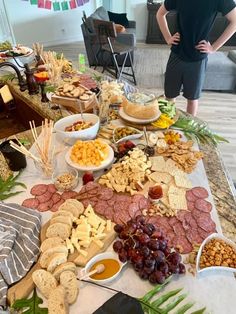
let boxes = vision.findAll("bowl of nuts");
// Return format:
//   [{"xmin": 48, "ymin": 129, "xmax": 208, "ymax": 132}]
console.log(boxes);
[
  {"xmin": 52, "ymin": 167, "xmax": 79, "ymax": 192},
  {"xmin": 196, "ymin": 233, "xmax": 236, "ymax": 275}
]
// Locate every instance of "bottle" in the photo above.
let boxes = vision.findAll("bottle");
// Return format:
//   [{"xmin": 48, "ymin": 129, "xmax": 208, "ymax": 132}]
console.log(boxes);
[{"xmin": 78, "ymin": 54, "xmax": 86, "ymax": 73}]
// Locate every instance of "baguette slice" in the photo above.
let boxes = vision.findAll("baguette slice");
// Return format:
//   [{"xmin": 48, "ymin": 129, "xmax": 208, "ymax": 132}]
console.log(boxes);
[
  {"xmin": 48, "ymin": 285, "xmax": 69, "ymax": 314},
  {"xmin": 40, "ymin": 245, "xmax": 68, "ymax": 269},
  {"xmin": 52, "ymin": 210, "xmax": 74, "ymax": 220},
  {"xmin": 47, "ymin": 252, "xmax": 68, "ymax": 273},
  {"xmin": 40, "ymin": 237, "xmax": 65, "ymax": 253},
  {"xmin": 60, "ymin": 271, "xmax": 79, "ymax": 305},
  {"xmin": 53, "ymin": 262, "xmax": 77, "ymax": 281},
  {"xmin": 32, "ymin": 269, "xmax": 57, "ymax": 299},
  {"xmin": 50, "ymin": 216, "xmax": 72, "ymax": 227},
  {"xmin": 59, "ymin": 199, "xmax": 84, "ymax": 218},
  {"xmin": 46, "ymin": 223, "xmax": 71, "ymax": 240},
  {"xmin": 65, "ymin": 199, "xmax": 84, "ymax": 215}
]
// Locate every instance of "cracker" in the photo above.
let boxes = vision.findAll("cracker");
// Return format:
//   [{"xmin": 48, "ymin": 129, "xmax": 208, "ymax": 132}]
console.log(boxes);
[
  {"xmin": 164, "ymin": 158, "xmax": 179, "ymax": 175},
  {"xmin": 149, "ymin": 172, "xmax": 172, "ymax": 184},
  {"xmin": 174, "ymin": 172, "xmax": 192, "ymax": 189},
  {"xmin": 150, "ymin": 156, "xmax": 166, "ymax": 172},
  {"xmin": 168, "ymin": 193, "xmax": 187, "ymax": 210}
]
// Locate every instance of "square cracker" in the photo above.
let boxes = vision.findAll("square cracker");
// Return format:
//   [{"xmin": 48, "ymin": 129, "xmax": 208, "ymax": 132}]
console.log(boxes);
[
  {"xmin": 174, "ymin": 172, "xmax": 192, "ymax": 189},
  {"xmin": 168, "ymin": 193, "xmax": 187, "ymax": 210},
  {"xmin": 150, "ymin": 156, "xmax": 166, "ymax": 172},
  {"xmin": 164, "ymin": 158, "xmax": 179, "ymax": 176},
  {"xmin": 149, "ymin": 172, "xmax": 172, "ymax": 184}
]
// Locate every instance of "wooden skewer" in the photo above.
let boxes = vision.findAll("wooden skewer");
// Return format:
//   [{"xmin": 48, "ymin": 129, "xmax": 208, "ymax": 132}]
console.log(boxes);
[{"xmin": 79, "ymin": 264, "xmax": 105, "ymax": 281}]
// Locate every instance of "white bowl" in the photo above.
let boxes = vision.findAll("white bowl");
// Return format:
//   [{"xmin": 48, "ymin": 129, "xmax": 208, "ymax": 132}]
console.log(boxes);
[
  {"xmin": 54, "ymin": 114, "xmax": 100, "ymax": 145},
  {"xmin": 113, "ymin": 126, "xmax": 143, "ymax": 144},
  {"xmin": 196, "ymin": 233, "xmax": 236, "ymax": 275},
  {"xmin": 80, "ymin": 252, "xmax": 126, "ymax": 284}
]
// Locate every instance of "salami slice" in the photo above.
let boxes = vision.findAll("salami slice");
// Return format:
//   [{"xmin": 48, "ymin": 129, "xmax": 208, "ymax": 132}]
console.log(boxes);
[
  {"xmin": 186, "ymin": 229, "xmax": 202, "ymax": 245},
  {"xmin": 177, "ymin": 210, "xmax": 188, "ymax": 222},
  {"xmin": 31, "ymin": 184, "xmax": 48, "ymax": 196},
  {"xmin": 191, "ymin": 187, "xmax": 209, "ymax": 199},
  {"xmin": 81, "ymin": 199, "xmax": 91, "ymax": 209},
  {"xmin": 36, "ymin": 191, "xmax": 52, "ymax": 203},
  {"xmin": 168, "ymin": 216, "xmax": 178, "ymax": 227},
  {"xmin": 48, "ymin": 184, "xmax": 57, "ymax": 194},
  {"xmin": 191, "ymin": 208, "xmax": 202, "ymax": 219},
  {"xmin": 22, "ymin": 198, "xmax": 39, "ymax": 209},
  {"xmin": 198, "ymin": 215, "xmax": 216, "ymax": 233},
  {"xmin": 186, "ymin": 190, "xmax": 198, "ymax": 202},
  {"xmin": 50, "ymin": 199, "xmax": 64, "ymax": 212},
  {"xmin": 94, "ymin": 201, "xmax": 108, "ymax": 216},
  {"xmin": 61, "ymin": 191, "xmax": 78, "ymax": 200},
  {"xmin": 194, "ymin": 199, "xmax": 212, "ymax": 213},
  {"xmin": 198, "ymin": 228, "xmax": 214, "ymax": 241},
  {"xmin": 99, "ymin": 188, "xmax": 113, "ymax": 200},
  {"xmin": 172, "ymin": 236, "xmax": 193, "ymax": 254},
  {"xmin": 182, "ymin": 212, "xmax": 198, "ymax": 230},
  {"xmin": 128, "ymin": 203, "xmax": 139, "ymax": 218},
  {"xmin": 187, "ymin": 201, "xmax": 195, "ymax": 211},
  {"xmin": 38, "ymin": 200, "xmax": 53, "ymax": 212},
  {"xmin": 52, "ymin": 193, "xmax": 61, "ymax": 204},
  {"xmin": 173, "ymin": 222, "xmax": 185, "ymax": 236},
  {"xmin": 104, "ymin": 207, "xmax": 114, "ymax": 220}
]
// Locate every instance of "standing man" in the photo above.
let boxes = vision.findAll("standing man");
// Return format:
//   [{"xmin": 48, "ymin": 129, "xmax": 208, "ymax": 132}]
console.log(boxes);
[{"xmin": 157, "ymin": 0, "xmax": 236, "ymax": 116}]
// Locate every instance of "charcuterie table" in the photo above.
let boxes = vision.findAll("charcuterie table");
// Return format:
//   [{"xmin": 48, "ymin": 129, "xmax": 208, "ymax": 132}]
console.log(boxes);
[{"xmin": 0, "ymin": 60, "xmax": 236, "ymax": 314}]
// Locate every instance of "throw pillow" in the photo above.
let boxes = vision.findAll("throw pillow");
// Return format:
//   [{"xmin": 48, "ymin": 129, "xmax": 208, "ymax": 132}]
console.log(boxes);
[
  {"xmin": 115, "ymin": 24, "xmax": 126, "ymax": 33},
  {"xmin": 228, "ymin": 50, "xmax": 236, "ymax": 64},
  {"xmin": 108, "ymin": 11, "xmax": 129, "ymax": 28}
]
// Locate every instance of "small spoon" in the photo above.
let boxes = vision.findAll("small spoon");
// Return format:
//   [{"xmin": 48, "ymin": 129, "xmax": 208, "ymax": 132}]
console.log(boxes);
[{"xmin": 79, "ymin": 263, "xmax": 105, "ymax": 280}]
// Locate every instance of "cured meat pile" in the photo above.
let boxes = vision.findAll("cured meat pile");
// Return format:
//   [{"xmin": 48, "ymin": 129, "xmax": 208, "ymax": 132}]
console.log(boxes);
[
  {"xmin": 77, "ymin": 182, "xmax": 150, "ymax": 223},
  {"xmin": 78, "ymin": 183, "xmax": 217, "ymax": 255},
  {"xmin": 148, "ymin": 187, "xmax": 216, "ymax": 254},
  {"xmin": 78, "ymin": 74, "xmax": 97, "ymax": 90},
  {"xmin": 22, "ymin": 184, "xmax": 78, "ymax": 212}
]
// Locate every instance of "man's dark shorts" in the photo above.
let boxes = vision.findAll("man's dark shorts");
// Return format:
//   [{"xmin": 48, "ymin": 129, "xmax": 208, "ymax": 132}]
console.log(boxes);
[{"xmin": 164, "ymin": 52, "xmax": 208, "ymax": 100}]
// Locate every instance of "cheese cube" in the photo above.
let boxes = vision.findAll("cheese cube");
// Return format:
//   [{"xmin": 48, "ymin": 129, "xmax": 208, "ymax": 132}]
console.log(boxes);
[{"xmin": 106, "ymin": 220, "xmax": 111, "ymax": 232}]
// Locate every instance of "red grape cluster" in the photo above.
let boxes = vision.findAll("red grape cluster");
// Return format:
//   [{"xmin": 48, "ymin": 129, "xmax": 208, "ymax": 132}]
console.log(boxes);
[{"xmin": 113, "ymin": 215, "xmax": 186, "ymax": 284}]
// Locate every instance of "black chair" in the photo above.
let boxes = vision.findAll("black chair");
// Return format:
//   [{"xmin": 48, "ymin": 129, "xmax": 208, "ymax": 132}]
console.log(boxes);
[{"xmin": 92, "ymin": 19, "xmax": 136, "ymax": 85}]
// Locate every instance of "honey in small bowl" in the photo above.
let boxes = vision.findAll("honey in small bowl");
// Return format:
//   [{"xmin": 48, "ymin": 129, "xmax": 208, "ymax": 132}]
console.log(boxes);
[{"xmin": 89, "ymin": 258, "xmax": 120, "ymax": 280}]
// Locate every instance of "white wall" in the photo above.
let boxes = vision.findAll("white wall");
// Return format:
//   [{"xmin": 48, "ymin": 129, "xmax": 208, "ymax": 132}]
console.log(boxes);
[
  {"xmin": 126, "ymin": 0, "xmax": 147, "ymax": 41},
  {"xmin": 4, "ymin": 0, "xmax": 97, "ymax": 47}
]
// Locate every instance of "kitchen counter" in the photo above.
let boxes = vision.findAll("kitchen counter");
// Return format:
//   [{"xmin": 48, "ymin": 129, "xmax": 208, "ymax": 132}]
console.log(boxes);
[{"xmin": 9, "ymin": 126, "xmax": 236, "ymax": 242}]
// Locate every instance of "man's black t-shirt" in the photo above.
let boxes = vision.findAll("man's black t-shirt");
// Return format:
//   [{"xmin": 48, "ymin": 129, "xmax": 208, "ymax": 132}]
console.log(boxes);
[{"xmin": 164, "ymin": 0, "xmax": 236, "ymax": 61}]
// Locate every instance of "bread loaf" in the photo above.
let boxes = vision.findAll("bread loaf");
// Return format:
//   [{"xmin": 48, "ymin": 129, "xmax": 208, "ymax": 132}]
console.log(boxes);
[
  {"xmin": 39, "ymin": 245, "xmax": 68, "ymax": 268},
  {"xmin": 40, "ymin": 237, "xmax": 65, "ymax": 253},
  {"xmin": 32, "ymin": 269, "xmax": 57, "ymax": 298},
  {"xmin": 48, "ymin": 285, "xmax": 69, "ymax": 314},
  {"xmin": 60, "ymin": 271, "xmax": 79, "ymax": 304},
  {"xmin": 46, "ymin": 223, "xmax": 71, "ymax": 240},
  {"xmin": 122, "ymin": 97, "xmax": 161, "ymax": 120},
  {"xmin": 47, "ymin": 252, "xmax": 68, "ymax": 273},
  {"xmin": 53, "ymin": 262, "xmax": 77, "ymax": 281},
  {"xmin": 50, "ymin": 216, "xmax": 72, "ymax": 227}
]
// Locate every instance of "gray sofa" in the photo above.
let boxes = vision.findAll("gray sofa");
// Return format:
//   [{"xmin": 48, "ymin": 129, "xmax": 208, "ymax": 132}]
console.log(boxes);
[
  {"xmin": 81, "ymin": 6, "xmax": 136, "ymax": 67},
  {"xmin": 203, "ymin": 51, "xmax": 236, "ymax": 92}
]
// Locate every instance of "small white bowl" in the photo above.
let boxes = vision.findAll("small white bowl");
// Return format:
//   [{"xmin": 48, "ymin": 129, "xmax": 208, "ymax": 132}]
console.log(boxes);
[
  {"xmin": 54, "ymin": 114, "xmax": 100, "ymax": 145},
  {"xmin": 196, "ymin": 233, "xmax": 236, "ymax": 275},
  {"xmin": 80, "ymin": 252, "xmax": 126, "ymax": 284},
  {"xmin": 113, "ymin": 126, "xmax": 143, "ymax": 144}
]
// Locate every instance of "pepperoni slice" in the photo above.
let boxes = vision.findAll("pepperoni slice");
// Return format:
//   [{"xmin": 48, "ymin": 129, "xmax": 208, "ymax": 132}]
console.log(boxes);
[
  {"xmin": 191, "ymin": 187, "xmax": 209, "ymax": 199},
  {"xmin": 186, "ymin": 190, "xmax": 198, "ymax": 202},
  {"xmin": 61, "ymin": 191, "xmax": 78, "ymax": 200},
  {"xmin": 99, "ymin": 188, "xmax": 114, "ymax": 200},
  {"xmin": 94, "ymin": 201, "xmax": 108, "ymax": 216},
  {"xmin": 22, "ymin": 198, "xmax": 39, "ymax": 209},
  {"xmin": 187, "ymin": 201, "xmax": 195, "ymax": 211},
  {"xmin": 31, "ymin": 184, "xmax": 48, "ymax": 196},
  {"xmin": 194, "ymin": 199, "xmax": 212, "ymax": 213},
  {"xmin": 36, "ymin": 191, "xmax": 52, "ymax": 203},
  {"xmin": 38, "ymin": 200, "xmax": 53, "ymax": 212},
  {"xmin": 198, "ymin": 215, "xmax": 216, "ymax": 232},
  {"xmin": 191, "ymin": 208, "xmax": 202, "ymax": 219},
  {"xmin": 48, "ymin": 184, "xmax": 57, "ymax": 194},
  {"xmin": 50, "ymin": 199, "xmax": 64, "ymax": 212},
  {"xmin": 186, "ymin": 229, "xmax": 202, "ymax": 245},
  {"xmin": 52, "ymin": 193, "xmax": 61, "ymax": 204}
]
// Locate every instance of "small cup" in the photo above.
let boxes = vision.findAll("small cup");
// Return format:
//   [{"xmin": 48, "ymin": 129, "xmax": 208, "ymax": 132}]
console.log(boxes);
[
  {"xmin": 0, "ymin": 139, "xmax": 26, "ymax": 171},
  {"xmin": 52, "ymin": 167, "xmax": 79, "ymax": 192}
]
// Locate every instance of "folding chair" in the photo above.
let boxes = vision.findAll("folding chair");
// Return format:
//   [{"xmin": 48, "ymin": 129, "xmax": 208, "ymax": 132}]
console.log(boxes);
[{"xmin": 93, "ymin": 19, "xmax": 136, "ymax": 85}]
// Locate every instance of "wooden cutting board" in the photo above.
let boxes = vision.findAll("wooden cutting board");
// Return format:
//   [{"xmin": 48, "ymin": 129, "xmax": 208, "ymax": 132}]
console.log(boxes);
[{"xmin": 7, "ymin": 220, "xmax": 116, "ymax": 305}]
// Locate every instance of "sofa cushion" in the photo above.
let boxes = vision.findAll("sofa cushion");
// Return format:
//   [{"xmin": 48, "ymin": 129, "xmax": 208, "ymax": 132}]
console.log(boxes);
[
  {"xmin": 108, "ymin": 11, "xmax": 129, "ymax": 28},
  {"xmin": 228, "ymin": 50, "xmax": 236, "ymax": 64},
  {"xmin": 90, "ymin": 6, "xmax": 109, "ymax": 21}
]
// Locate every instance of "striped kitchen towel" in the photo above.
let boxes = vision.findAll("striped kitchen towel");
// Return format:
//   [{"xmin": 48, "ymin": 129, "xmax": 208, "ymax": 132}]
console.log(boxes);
[{"xmin": 0, "ymin": 203, "xmax": 41, "ymax": 308}]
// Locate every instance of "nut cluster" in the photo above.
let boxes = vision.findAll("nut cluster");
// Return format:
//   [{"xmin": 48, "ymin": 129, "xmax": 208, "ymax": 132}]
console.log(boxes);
[
  {"xmin": 55, "ymin": 173, "xmax": 76, "ymax": 191},
  {"xmin": 200, "ymin": 239, "xmax": 236, "ymax": 268}
]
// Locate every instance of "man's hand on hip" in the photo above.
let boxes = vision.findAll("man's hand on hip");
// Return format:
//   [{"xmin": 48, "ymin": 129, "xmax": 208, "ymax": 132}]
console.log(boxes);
[
  {"xmin": 167, "ymin": 32, "xmax": 180, "ymax": 45},
  {"xmin": 195, "ymin": 40, "xmax": 215, "ymax": 53}
]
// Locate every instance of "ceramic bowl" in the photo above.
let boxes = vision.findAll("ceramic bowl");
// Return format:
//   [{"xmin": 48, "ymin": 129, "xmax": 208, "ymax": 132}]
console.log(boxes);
[
  {"xmin": 80, "ymin": 251, "xmax": 126, "ymax": 284},
  {"xmin": 113, "ymin": 126, "xmax": 143, "ymax": 144},
  {"xmin": 196, "ymin": 233, "xmax": 236, "ymax": 275},
  {"xmin": 54, "ymin": 113, "xmax": 100, "ymax": 145}
]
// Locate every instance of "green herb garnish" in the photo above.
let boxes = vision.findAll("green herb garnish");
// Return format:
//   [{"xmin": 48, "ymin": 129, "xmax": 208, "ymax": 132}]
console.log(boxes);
[
  {"xmin": 0, "ymin": 171, "xmax": 26, "ymax": 200},
  {"xmin": 11, "ymin": 289, "xmax": 48, "ymax": 314}
]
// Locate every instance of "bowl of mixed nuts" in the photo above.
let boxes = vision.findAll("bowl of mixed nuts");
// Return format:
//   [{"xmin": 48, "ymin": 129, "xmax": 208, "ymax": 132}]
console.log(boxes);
[
  {"xmin": 52, "ymin": 167, "xmax": 79, "ymax": 192},
  {"xmin": 196, "ymin": 233, "xmax": 236, "ymax": 275}
]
